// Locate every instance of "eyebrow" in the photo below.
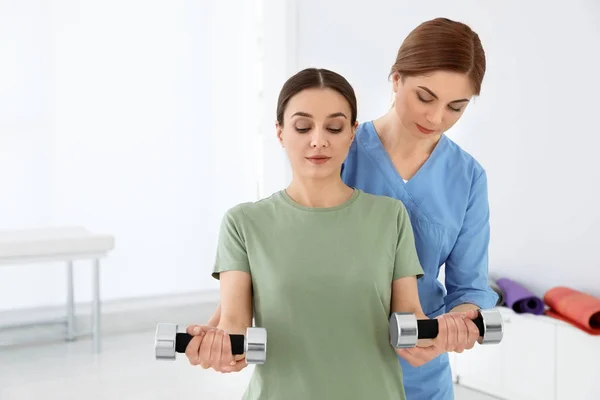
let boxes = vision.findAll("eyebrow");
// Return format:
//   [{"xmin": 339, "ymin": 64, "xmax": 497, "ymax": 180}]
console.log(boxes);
[
  {"xmin": 417, "ymin": 86, "xmax": 470, "ymax": 104},
  {"xmin": 291, "ymin": 112, "xmax": 348, "ymax": 119}
]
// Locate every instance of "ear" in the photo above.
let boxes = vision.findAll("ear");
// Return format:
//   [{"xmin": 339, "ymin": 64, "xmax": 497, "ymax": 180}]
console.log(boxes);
[
  {"xmin": 350, "ymin": 120, "xmax": 359, "ymax": 142},
  {"xmin": 391, "ymin": 72, "xmax": 401, "ymax": 93},
  {"xmin": 276, "ymin": 121, "xmax": 284, "ymax": 147}
]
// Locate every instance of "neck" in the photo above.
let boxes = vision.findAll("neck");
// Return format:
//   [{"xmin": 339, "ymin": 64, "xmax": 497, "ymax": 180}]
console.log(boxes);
[
  {"xmin": 286, "ymin": 175, "xmax": 354, "ymax": 208},
  {"xmin": 376, "ymin": 109, "xmax": 441, "ymax": 158}
]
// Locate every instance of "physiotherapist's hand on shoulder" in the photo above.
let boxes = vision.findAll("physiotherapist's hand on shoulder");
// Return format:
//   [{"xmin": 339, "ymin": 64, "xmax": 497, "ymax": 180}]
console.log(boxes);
[{"xmin": 184, "ymin": 324, "xmax": 248, "ymax": 373}]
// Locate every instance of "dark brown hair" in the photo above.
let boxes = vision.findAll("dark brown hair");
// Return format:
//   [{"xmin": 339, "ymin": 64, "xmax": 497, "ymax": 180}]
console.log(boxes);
[
  {"xmin": 390, "ymin": 18, "xmax": 486, "ymax": 95},
  {"xmin": 276, "ymin": 68, "xmax": 357, "ymax": 126}
]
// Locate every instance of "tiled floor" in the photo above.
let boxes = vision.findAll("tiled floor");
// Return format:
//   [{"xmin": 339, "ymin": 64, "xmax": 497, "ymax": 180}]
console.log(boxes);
[{"xmin": 0, "ymin": 330, "xmax": 500, "ymax": 400}]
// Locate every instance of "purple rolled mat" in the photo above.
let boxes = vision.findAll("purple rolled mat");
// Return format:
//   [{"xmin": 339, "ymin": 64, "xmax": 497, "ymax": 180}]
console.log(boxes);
[{"xmin": 496, "ymin": 278, "xmax": 545, "ymax": 315}]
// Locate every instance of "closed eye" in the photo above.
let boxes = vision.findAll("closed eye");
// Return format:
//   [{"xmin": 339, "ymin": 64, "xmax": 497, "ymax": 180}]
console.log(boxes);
[
  {"xmin": 417, "ymin": 94, "xmax": 432, "ymax": 103},
  {"xmin": 294, "ymin": 127, "xmax": 343, "ymax": 133},
  {"xmin": 418, "ymin": 94, "xmax": 463, "ymax": 113}
]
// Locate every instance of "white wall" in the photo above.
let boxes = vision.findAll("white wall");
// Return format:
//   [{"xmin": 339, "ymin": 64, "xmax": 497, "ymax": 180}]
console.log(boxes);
[
  {"xmin": 3, "ymin": 0, "xmax": 598, "ymax": 314},
  {"xmin": 1, "ymin": 0, "xmax": 56, "ymax": 310},
  {"xmin": 292, "ymin": 0, "xmax": 600, "ymax": 298},
  {"xmin": 258, "ymin": 0, "xmax": 298, "ymax": 195},
  {"xmin": 0, "ymin": 0, "xmax": 266, "ymax": 312}
]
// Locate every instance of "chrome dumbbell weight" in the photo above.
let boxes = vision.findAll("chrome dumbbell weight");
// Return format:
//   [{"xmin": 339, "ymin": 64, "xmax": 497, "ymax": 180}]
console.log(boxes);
[
  {"xmin": 154, "ymin": 323, "xmax": 267, "ymax": 364},
  {"xmin": 389, "ymin": 308, "xmax": 504, "ymax": 348}
]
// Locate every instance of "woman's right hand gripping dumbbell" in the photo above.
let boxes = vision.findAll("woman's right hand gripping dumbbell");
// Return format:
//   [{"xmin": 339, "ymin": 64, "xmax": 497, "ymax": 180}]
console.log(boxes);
[{"xmin": 184, "ymin": 325, "xmax": 248, "ymax": 373}]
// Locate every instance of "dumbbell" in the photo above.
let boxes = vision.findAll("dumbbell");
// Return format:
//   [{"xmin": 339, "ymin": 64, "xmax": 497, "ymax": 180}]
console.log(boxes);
[
  {"xmin": 389, "ymin": 309, "xmax": 504, "ymax": 348},
  {"xmin": 154, "ymin": 323, "xmax": 267, "ymax": 364}
]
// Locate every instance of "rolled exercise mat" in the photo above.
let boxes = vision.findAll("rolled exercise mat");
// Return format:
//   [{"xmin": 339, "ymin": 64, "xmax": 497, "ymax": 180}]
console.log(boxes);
[
  {"xmin": 496, "ymin": 278, "xmax": 545, "ymax": 315},
  {"xmin": 544, "ymin": 286, "xmax": 600, "ymax": 335},
  {"xmin": 489, "ymin": 279, "xmax": 505, "ymax": 306}
]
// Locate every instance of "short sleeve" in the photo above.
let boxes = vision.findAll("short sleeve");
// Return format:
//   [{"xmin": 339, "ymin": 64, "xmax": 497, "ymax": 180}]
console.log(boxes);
[
  {"xmin": 211, "ymin": 205, "xmax": 251, "ymax": 280},
  {"xmin": 393, "ymin": 204, "xmax": 425, "ymax": 280}
]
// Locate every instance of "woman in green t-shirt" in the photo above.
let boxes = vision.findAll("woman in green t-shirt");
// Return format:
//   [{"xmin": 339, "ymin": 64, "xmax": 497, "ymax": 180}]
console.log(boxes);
[{"xmin": 183, "ymin": 67, "xmax": 480, "ymax": 400}]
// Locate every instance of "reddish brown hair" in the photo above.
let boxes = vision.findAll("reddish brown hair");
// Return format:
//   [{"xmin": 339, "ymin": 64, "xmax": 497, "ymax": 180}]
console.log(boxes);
[{"xmin": 390, "ymin": 18, "xmax": 486, "ymax": 95}]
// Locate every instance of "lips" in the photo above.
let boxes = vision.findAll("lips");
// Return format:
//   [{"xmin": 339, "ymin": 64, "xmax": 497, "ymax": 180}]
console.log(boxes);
[
  {"xmin": 416, "ymin": 123, "xmax": 435, "ymax": 134},
  {"xmin": 306, "ymin": 155, "xmax": 331, "ymax": 165}
]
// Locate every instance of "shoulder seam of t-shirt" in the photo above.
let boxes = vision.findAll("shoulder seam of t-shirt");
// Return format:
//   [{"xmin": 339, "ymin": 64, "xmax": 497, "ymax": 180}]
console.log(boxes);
[
  {"xmin": 233, "ymin": 203, "xmax": 249, "ymax": 246},
  {"xmin": 396, "ymin": 201, "xmax": 405, "ymax": 235}
]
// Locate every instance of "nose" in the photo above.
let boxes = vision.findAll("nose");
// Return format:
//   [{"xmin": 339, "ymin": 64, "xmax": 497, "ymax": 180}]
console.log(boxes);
[
  {"xmin": 310, "ymin": 128, "xmax": 329, "ymax": 148},
  {"xmin": 426, "ymin": 106, "xmax": 444, "ymax": 126}
]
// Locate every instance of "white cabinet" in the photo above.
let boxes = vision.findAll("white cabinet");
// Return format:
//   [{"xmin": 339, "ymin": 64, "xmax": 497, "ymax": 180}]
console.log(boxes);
[
  {"xmin": 452, "ymin": 307, "xmax": 600, "ymax": 400},
  {"xmin": 555, "ymin": 324, "xmax": 600, "ymax": 400},
  {"xmin": 500, "ymin": 313, "xmax": 556, "ymax": 400},
  {"xmin": 454, "ymin": 333, "xmax": 505, "ymax": 395}
]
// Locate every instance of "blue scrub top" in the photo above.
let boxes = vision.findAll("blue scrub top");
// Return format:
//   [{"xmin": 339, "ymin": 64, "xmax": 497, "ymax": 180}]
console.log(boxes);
[{"xmin": 341, "ymin": 121, "xmax": 498, "ymax": 399}]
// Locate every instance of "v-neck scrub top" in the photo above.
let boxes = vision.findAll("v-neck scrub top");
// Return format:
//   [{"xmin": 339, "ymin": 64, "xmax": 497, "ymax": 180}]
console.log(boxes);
[{"xmin": 341, "ymin": 121, "xmax": 498, "ymax": 400}]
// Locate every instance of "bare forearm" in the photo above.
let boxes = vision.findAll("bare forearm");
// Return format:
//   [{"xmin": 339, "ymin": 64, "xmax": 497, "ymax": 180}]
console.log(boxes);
[
  {"xmin": 217, "ymin": 319, "xmax": 251, "ymax": 335},
  {"xmin": 412, "ymin": 309, "xmax": 428, "ymax": 320},
  {"xmin": 218, "ymin": 271, "xmax": 253, "ymax": 335},
  {"xmin": 391, "ymin": 278, "xmax": 427, "ymax": 317},
  {"xmin": 207, "ymin": 301, "xmax": 253, "ymax": 332},
  {"xmin": 207, "ymin": 301, "xmax": 222, "ymax": 327},
  {"xmin": 219, "ymin": 301, "xmax": 253, "ymax": 334},
  {"xmin": 391, "ymin": 277, "xmax": 430, "ymax": 346},
  {"xmin": 396, "ymin": 306, "xmax": 428, "ymax": 321},
  {"xmin": 449, "ymin": 303, "xmax": 480, "ymax": 313},
  {"xmin": 217, "ymin": 310, "xmax": 252, "ymax": 335}
]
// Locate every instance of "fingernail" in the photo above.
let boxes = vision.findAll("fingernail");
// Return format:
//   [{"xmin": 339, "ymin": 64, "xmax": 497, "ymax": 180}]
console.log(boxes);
[
  {"xmin": 193, "ymin": 326, "xmax": 200, "ymax": 334},
  {"xmin": 230, "ymin": 360, "xmax": 236, "ymax": 366}
]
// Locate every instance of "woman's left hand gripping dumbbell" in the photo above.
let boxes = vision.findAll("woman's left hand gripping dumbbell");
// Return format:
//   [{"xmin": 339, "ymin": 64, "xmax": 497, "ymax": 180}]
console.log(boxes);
[{"xmin": 184, "ymin": 325, "xmax": 248, "ymax": 373}]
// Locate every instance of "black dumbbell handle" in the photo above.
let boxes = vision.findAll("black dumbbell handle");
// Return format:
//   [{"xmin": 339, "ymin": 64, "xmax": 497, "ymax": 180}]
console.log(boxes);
[
  {"xmin": 175, "ymin": 333, "xmax": 246, "ymax": 354},
  {"xmin": 418, "ymin": 313, "xmax": 485, "ymax": 339}
]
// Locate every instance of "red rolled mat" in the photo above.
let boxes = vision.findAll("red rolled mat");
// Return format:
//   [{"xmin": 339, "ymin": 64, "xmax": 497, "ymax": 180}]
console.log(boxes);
[{"xmin": 544, "ymin": 287, "xmax": 600, "ymax": 335}]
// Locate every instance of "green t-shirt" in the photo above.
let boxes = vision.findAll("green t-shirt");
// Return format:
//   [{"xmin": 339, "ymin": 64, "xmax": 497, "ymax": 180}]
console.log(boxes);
[{"xmin": 212, "ymin": 189, "xmax": 424, "ymax": 400}]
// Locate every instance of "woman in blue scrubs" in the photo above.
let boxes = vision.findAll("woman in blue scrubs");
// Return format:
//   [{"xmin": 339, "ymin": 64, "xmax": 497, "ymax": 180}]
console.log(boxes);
[{"xmin": 341, "ymin": 17, "xmax": 498, "ymax": 399}]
